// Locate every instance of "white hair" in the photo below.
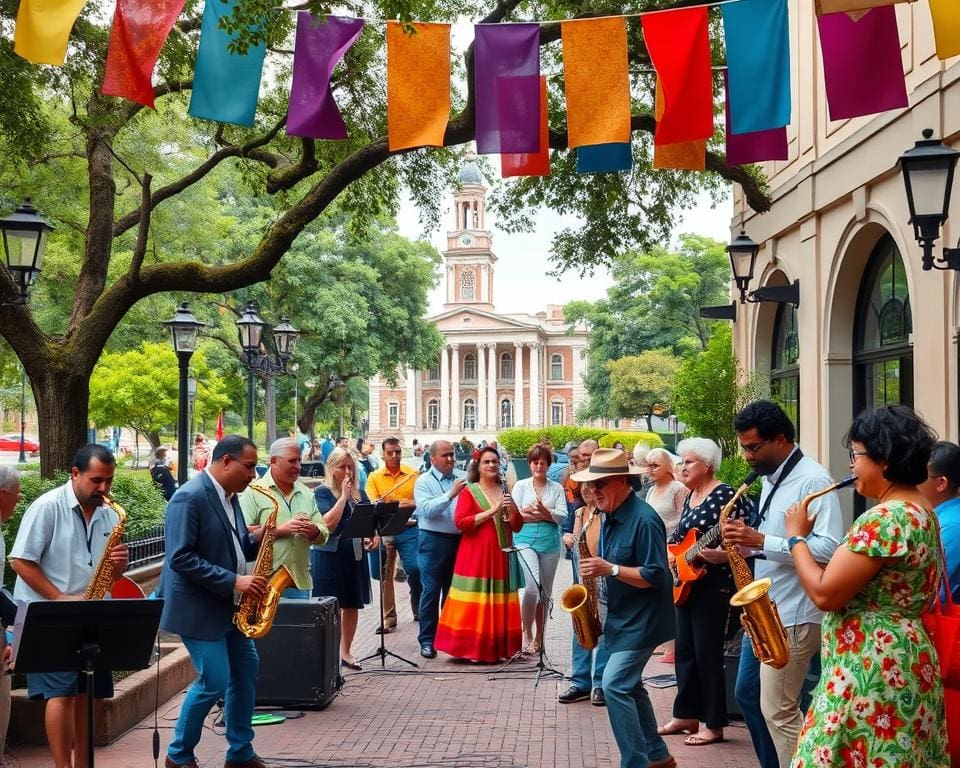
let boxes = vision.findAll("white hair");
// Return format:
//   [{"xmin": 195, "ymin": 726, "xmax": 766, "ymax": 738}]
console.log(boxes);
[
  {"xmin": 0, "ymin": 465, "xmax": 21, "ymax": 490},
  {"xmin": 269, "ymin": 437, "xmax": 300, "ymax": 458},
  {"xmin": 646, "ymin": 447, "xmax": 680, "ymax": 478},
  {"xmin": 677, "ymin": 438, "xmax": 722, "ymax": 473},
  {"xmin": 632, "ymin": 442, "xmax": 651, "ymax": 463}
]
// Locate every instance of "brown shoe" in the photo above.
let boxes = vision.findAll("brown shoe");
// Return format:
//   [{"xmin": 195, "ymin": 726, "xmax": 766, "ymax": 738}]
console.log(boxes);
[
  {"xmin": 165, "ymin": 758, "xmax": 199, "ymax": 768},
  {"xmin": 649, "ymin": 757, "xmax": 676, "ymax": 768},
  {"xmin": 224, "ymin": 756, "xmax": 267, "ymax": 768}
]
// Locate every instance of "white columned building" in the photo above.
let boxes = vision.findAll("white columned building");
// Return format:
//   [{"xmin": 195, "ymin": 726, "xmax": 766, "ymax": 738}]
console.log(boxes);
[
  {"xmin": 450, "ymin": 344, "xmax": 461, "ymax": 432},
  {"xmin": 487, "ymin": 344, "xmax": 498, "ymax": 429},
  {"xmin": 513, "ymin": 342, "xmax": 524, "ymax": 428},
  {"xmin": 404, "ymin": 368, "xmax": 416, "ymax": 427},
  {"xmin": 439, "ymin": 345, "xmax": 450, "ymax": 430},
  {"xmin": 477, "ymin": 343, "xmax": 487, "ymax": 431},
  {"xmin": 529, "ymin": 343, "xmax": 540, "ymax": 427}
]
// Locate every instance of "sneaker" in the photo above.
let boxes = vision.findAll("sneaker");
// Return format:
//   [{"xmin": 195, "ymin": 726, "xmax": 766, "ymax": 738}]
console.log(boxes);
[
  {"xmin": 591, "ymin": 687, "xmax": 606, "ymax": 706},
  {"xmin": 557, "ymin": 685, "xmax": 591, "ymax": 704}
]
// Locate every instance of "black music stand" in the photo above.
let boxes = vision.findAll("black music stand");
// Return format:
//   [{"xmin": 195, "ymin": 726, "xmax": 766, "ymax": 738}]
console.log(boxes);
[
  {"xmin": 358, "ymin": 501, "xmax": 419, "ymax": 669},
  {"xmin": 12, "ymin": 599, "xmax": 162, "ymax": 768}
]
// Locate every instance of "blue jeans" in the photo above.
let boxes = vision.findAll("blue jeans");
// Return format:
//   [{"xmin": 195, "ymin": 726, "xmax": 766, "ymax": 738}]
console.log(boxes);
[
  {"xmin": 282, "ymin": 588, "xmax": 311, "ymax": 599},
  {"xmin": 570, "ymin": 634, "xmax": 610, "ymax": 691},
  {"xmin": 602, "ymin": 647, "xmax": 669, "ymax": 768},
  {"xmin": 417, "ymin": 530, "xmax": 460, "ymax": 645},
  {"xmin": 168, "ymin": 629, "xmax": 259, "ymax": 765}
]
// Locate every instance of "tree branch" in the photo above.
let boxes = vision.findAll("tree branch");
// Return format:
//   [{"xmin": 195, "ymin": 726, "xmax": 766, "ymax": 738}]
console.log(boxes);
[{"xmin": 129, "ymin": 174, "xmax": 152, "ymax": 277}]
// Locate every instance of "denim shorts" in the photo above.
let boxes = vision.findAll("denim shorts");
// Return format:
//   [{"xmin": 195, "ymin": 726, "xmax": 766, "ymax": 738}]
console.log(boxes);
[{"xmin": 27, "ymin": 669, "xmax": 114, "ymax": 700}]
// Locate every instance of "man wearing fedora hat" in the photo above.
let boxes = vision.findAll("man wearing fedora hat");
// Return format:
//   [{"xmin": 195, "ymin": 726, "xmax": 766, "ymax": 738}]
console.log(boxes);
[{"xmin": 573, "ymin": 448, "xmax": 677, "ymax": 768}]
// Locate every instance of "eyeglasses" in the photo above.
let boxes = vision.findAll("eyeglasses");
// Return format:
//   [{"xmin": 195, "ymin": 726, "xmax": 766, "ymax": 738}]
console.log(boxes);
[
  {"xmin": 586, "ymin": 479, "xmax": 616, "ymax": 490},
  {"xmin": 228, "ymin": 455, "xmax": 258, "ymax": 470},
  {"xmin": 385, "ymin": 449, "xmax": 403, "ymax": 456},
  {"xmin": 848, "ymin": 449, "xmax": 869, "ymax": 463},
  {"xmin": 740, "ymin": 439, "xmax": 771, "ymax": 455},
  {"xmin": 646, "ymin": 462, "xmax": 661, "ymax": 469}
]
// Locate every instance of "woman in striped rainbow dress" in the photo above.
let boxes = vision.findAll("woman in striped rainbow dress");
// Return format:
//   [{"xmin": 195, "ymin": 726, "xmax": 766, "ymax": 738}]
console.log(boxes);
[{"xmin": 435, "ymin": 445, "xmax": 525, "ymax": 662}]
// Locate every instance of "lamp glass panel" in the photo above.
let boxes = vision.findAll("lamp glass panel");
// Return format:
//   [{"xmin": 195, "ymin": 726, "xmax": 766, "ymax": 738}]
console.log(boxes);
[
  {"xmin": 730, "ymin": 249, "xmax": 753, "ymax": 280},
  {"xmin": 174, "ymin": 326, "xmax": 198, "ymax": 353},
  {"xmin": 4, "ymin": 229, "xmax": 40, "ymax": 269},
  {"xmin": 906, "ymin": 165, "xmax": 949, "ymax": 219}
]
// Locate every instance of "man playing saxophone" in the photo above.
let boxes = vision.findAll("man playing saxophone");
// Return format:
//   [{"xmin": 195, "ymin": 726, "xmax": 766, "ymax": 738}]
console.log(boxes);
[
  {"xmin": 721, "ymin": 402, "xmax": 843, "ymax": 768},
  {"xmin": 572, "ymin": 448, "xmax": 676, "ymax": 768},
  {"xmin": 10, "ymin": 444, "xmax": 129, "ymax": 768}
]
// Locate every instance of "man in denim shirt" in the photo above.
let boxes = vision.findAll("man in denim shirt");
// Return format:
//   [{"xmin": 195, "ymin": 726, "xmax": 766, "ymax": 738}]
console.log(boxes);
[{"xmin": 573, "ymin": 448, "xmax": 676, "ymax": 768}]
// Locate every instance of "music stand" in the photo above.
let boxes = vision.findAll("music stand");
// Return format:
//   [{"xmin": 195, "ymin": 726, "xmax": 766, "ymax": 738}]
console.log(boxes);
[
  {"xmin": 358, "ymin": 501, "xmax": 419, "ymax": 668},
  {"xmin": 12, "ymin": 599, "xmax": 162, "ymax": 768}
]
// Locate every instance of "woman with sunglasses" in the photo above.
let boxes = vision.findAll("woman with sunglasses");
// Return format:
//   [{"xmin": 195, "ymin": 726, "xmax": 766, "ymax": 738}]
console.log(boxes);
[
  {"xmin": 435, "ymin": 445, "xmax": 524, "ymax": 662},
  {"xmin": 785, "ymin": 405, "xmax": 947, "ymax": 767}
]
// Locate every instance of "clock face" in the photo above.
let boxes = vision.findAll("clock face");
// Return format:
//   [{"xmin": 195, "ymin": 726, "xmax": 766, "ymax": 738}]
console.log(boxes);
[{"xmin": 459, "ymin": 235, "xmax": 474, "ymax": 247}]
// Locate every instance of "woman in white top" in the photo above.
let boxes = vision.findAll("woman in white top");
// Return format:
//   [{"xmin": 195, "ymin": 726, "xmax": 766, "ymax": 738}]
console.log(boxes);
[
  {"xmin": 512, "ymin": 444, "xmax": 567, "ymax": 655},
  {"xmin": 643, "ymin": 447, "xmax": 687, "ymax": 536}
]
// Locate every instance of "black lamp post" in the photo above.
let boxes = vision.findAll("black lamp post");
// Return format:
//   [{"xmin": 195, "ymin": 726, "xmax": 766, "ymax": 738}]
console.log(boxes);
[
  {"xmin": 0, "ymin": 198, "xmax": 53, "ymax": 304},
  {"xmin": 18, "ymin": 366, "xmax": 26, "ymax": 463},
  {"xmin": 164, "ymin": 302, "xmax": 205, "ymax": 486},
  {"xmin": 236, "ymin": 302, "xmax": 300, "ymax": 442},
  {"xmin": 899, "ymin": 129, "xmax": 960, "ymax": 271}
]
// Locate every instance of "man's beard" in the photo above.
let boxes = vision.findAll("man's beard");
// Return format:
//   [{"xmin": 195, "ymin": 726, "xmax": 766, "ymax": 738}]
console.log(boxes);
[{"xmin": 750, "ymin": 458, "xmax": 779, "ymax": 476}]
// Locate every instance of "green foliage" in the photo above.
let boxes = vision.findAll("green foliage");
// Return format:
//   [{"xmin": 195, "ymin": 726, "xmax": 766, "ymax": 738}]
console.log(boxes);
[
  {"xmin": 606, "ymin": 350, "xmax": 679, "ymax": 424},
  {"xmin": 496, "ymin": 426, "xmax": 607, "ymax": 458},
  {"xmin": 597, "ymin": 431, "xmax": 664, "ymax": 451},
  {"xmin": 715, "ymin": 454, "xmax": 761, "ymax": 498}
]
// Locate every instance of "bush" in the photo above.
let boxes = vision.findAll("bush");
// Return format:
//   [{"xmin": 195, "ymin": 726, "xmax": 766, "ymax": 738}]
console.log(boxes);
[
  {"xmin": 496, "ymin": 426, "xmax": 607, "ymax": 457},
  {"xmin": 715, "ymin": 455, "xmax": 762, "ymax": 501},
  {"xmin": 598, "ymin": 432, "xmax": 664, "ymax": 451}
]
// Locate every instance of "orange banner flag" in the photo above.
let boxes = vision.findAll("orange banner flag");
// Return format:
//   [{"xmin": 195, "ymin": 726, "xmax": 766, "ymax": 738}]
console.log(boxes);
[
  {"xmin": 14, "ymin": 0, "xmax": 88, "ymax": 64},
  {"xmin": 561, "ymin": 16, "xmax": 631, "ymax": 149},
  {"xmin": 652, "ymin": 79, "xmax": 705, "ymax": 171},
  {"xmin": 929, "ymin": 0, "xmax": 960, "ymax": 60},
  {"xmin": 387, "ymin": 21, "xmax": 451, "ymax": 151}
]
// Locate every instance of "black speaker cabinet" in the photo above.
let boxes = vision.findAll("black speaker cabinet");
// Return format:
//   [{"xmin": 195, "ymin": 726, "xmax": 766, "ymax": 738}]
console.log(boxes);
[{"xmin": 255, "ymin": 596, "xmax": 342, "ymax": 710}]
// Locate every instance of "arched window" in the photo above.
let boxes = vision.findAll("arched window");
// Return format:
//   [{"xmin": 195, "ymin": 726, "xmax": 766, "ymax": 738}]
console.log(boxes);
[
  {"xmin": 461, "ymin": 270, "xmax": 476, "ymax": 301},
  {"xmin": 463, "ymin": 398, "xmax": 476, "ymax": 430},
  {"xmin": 771, "ymin": 303, "xmax": 800, "ymax": 437},
  {"xmin": 853, "ymin": 235, "xmax": 913, "ymax": 413},
  {"xmin": 500, "ymin": 398, "xmax": 513, "ymax": 428},
  {"xmin": 463, "ymin": 352, "xmax": 477, "ymax": 380},
  {"xmin": 427, "ymin": 359, "xmax": 440, "ymax": 382},
  {"xmin": 550, "ymin": 353, "xmax": 563, "ymax": 381},
  {"xmin": 551, "ymin": 399, "xmax": 564, "ymax": 425},
  {"xmin": 500, "ymin": 353, "xmax": 514, "ymax": 380},
  {"xmin": 427, "ymin": 399, "xmax": 440, "ymax": 430}
]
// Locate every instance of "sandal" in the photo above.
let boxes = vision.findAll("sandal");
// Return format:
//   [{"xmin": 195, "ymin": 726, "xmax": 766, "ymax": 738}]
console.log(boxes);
[
  {"xmin": 657, "ymin": 721, "xmax": 696, "ymax": 736},
  {"xmin": 340, "ymin": 658, "xmax": 362, "ymax": 671},
  {"xmin": 684, "ymin": 732, "xmax": 724, "ymax": 747}
]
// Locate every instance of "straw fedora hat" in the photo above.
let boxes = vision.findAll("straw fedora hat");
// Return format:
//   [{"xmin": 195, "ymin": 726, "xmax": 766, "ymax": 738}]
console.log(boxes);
[{"xmin": 571, "ymin": 448, "xmax": 644, "ymax": 482}]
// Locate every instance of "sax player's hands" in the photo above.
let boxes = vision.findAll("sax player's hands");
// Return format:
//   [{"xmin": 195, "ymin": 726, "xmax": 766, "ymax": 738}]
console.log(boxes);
[
  {"xmin": 721, "ymin": 518, "xmax": 764, "ymax": 550},
  {"xmin": 236, "ymin": 574, "xmax": 268, "ymax": 598},
  {"xmin": 109, "ymin": 543, "xmax": 129, "ymax": 579},
  {"xmin": 580, "ymin": 556, "xmax": 611, "ymax": 579}
]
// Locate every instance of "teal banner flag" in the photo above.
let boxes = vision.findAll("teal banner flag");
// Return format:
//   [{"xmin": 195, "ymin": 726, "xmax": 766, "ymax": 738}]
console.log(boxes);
[
  {"xmin": 576, "ymin": 143, "xmax": 632, "ymax": 173},
  {"xmin": 722, "ymin": 0, "xmax": 790, "ymax": 135},
  {"xmin": 189, "ymin": 0, "xmax": 266, "ymax": 127}
]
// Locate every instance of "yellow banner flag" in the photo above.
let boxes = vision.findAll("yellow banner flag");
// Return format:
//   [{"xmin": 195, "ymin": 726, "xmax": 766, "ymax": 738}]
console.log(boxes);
[
  {"xmin": 653, "ymin": 79, "xmax": 705, "ymax": 171},
  {"xmin": 929, "ymin": 0, "xmax": 960, "ymax": 59},
  {"xmin": 387, "ymin": 21, "xmax": 451, "ymax": 151},
  {"xmin": 561, "ymin": 17, "xmax": 631, "ymax": 148},
  {"xmin": 14, "ymin": 0, "xmax": 88, "ymax": 65}
]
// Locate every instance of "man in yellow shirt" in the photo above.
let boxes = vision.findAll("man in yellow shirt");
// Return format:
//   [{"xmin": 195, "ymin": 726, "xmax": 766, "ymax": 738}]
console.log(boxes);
[
  {"xmin": 240, "ymin": 438, "xmax": 329, "ymax": 598},
  {"xmin": 365, "ymin": 436, "xmax": 420, "ymax": 632}
]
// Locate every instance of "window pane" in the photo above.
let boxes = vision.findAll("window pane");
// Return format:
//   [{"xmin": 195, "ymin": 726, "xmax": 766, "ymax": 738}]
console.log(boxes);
[{"xmin": 857, "ymin": 238, "xmax": 912, "ymax": 353}]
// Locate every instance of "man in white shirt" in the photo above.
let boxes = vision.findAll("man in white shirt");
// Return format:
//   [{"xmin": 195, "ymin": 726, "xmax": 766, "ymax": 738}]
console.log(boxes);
[
  {"xmin": 0, "ymin": 465, "xmax": 21, "ymax": 761},
  {"xmin": 722, "ymin": 401, "xmax": 843, "ymax": 768}
]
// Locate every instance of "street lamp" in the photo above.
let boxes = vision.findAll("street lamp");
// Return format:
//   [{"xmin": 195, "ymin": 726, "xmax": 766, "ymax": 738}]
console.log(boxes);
[
  {"xmin": 164, "ymin": 302, "xmax": 205, "ymax": 485},
  {"xmin": 18, "ymin": 364, "xmax": 26, "ymax": 463},
  {"xmin": 235, "ymin": 301, "xmax": 300, "ymax": 442},
  {"xmin": 898, "ymin": 129, "xmax": 960, "ymax": 271},
  {"xmin": 0, "ymin": 199, "xmax": 53, "ymax": 304},
  {"xmin": 290, "ymin": 363, "xmax": 300, "ymax": 437}
]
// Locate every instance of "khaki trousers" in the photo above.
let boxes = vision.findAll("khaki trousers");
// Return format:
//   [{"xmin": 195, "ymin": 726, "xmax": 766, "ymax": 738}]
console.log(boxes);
[{"xmin": 759, "ymin": 622, "xmax": 821, "ymax": 767}]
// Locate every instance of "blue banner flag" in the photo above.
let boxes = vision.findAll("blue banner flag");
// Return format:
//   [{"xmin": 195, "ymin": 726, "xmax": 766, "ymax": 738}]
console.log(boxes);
[{"xmin": 576, "ymin": 143, "xmax": 632, "ymax": 174}]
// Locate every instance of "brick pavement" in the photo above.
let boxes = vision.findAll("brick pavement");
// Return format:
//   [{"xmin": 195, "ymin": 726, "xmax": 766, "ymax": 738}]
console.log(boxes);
[{"xmin": 5, "ymin": 567, "xmax": 758, "ymax": 768}]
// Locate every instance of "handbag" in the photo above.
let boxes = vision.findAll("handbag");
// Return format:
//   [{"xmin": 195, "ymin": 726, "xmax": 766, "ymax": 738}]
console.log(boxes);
[{"xmin": 921, "ymin": 540, "xmax": 960, "ymax": 690}]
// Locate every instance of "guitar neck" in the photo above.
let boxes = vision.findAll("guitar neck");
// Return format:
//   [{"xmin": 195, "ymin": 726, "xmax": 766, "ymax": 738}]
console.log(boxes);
[{"xmin": 685, "ymin": 523, "xmax": 721, "ymax": 563}]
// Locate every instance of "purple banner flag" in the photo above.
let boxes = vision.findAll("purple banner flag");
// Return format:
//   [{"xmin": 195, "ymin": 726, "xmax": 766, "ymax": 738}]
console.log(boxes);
[
  {"xmin": 817, "ymin": 6, "xmax": 907, "ymax": 121},
  {"xmin": 724, "ymin": 74, "xmax": 788, "ymax": 166},
  {"xmin": 287, "ymin": 14, "xmax": 364, "ymax": 140},
  {"xmin": 474, "ymin": 23, "xmax": 540, "ymax": 155}
]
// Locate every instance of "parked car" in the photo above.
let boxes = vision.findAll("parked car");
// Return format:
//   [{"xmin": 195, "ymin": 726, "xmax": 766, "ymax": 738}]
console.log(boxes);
[{"xmin": 0, "ymin": 434, "xmax": 39, "ymax": 453}]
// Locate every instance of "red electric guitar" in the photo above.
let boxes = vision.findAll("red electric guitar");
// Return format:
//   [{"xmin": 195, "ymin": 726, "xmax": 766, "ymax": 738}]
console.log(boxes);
[{"xmin": 668, "ymin": 522, "xmax": 724, "ymax": 605}]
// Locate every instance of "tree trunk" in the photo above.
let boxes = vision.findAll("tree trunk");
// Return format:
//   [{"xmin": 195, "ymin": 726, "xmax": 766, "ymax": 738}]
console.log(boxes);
[
  {"xmin": 265, "ymin": 376, "xmax": 277, "ymax": 447},
  {"xmin": 33, "ymin": 371, "xmax": 91, "ymax": 477},
  {"xmin": 147, "ymin": 430, "xmax": 161, "ymax": 450}
]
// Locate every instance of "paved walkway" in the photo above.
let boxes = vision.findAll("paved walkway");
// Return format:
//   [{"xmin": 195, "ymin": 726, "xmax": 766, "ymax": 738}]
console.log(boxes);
[{"xmin": 6, "ymin": 568, "xmax": 757, "ymax": 768}]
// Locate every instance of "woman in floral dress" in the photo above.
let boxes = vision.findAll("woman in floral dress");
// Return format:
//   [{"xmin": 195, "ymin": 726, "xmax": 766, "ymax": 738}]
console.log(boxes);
[{"xmin": 785, "ymin": 405, "xmax": 947, "ymax": 767}]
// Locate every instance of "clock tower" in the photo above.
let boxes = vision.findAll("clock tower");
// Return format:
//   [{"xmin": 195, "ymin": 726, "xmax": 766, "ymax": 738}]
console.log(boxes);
[{"xmin": 443, "ymin": 151, "xmax": 496, "ymax": 310}]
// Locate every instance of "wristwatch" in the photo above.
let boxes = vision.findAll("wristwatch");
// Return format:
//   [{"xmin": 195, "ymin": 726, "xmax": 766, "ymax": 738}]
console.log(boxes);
[
  {"xmin": 610, "ymin": 564, "xmax": 620, "ymax": 578},
  {"xmin": 787, "ymin": 536, "xmax": 807, "ymax": 552}
]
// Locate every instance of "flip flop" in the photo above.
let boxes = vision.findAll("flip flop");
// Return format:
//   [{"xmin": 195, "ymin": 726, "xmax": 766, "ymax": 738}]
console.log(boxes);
[
  {"xmin": 684, "ymin": 733, "xmax": 725, "ymax": 747},
  {"xmin": 657, "ymin": 722, "xmax": 695, "ymax": 736}
]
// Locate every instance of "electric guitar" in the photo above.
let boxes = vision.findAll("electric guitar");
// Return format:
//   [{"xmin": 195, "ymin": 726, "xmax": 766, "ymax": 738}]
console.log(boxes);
[{"xmin": 668, "ymin": 522, "xmax": 724, "ymax": 605}]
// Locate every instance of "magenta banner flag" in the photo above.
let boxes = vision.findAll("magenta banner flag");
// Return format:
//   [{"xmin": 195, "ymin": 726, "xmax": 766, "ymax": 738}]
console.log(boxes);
[
  {"xmin": 817, "ymin": 6, "xmax": 907, "ymax": 121},
  {"xmin": 287, "ymin": 14, "xmax": 364, "ymax": 139},
  {"xmin": 724, "ymin": 73, "xmax": 788, "ymax": 165},
  {"xmin": 474, "ymin": 23, "xmax": 540, "ymax": 154}
]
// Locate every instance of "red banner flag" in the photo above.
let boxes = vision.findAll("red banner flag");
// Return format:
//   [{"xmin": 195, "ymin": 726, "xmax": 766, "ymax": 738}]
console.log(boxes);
[
  {"xmin": 501, "ymin": 76, "xmax": 550, "ymax": 177},
  {"xmin": 641, "ymin": 7, "xmax": 713, "ymax": 146},
  {"xmin": 216, "ymin": 411, "xmax": 224, "ymax": 442}
]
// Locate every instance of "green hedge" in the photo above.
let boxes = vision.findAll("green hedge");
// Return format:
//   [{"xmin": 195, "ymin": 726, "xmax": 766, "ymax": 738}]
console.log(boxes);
[
  {"xmin": 598, "ymin": 432, "xmax": 664, "ymax": 451},
  {"xmin": 715, "ymin": 455, "xmax": 762, "ymax": 499},
  {"xmin": 496, "ymin": 426, "xmax": 663, "ymax": 457}
]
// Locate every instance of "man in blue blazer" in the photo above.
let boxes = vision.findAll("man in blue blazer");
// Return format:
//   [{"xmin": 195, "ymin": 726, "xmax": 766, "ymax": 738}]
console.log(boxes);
[{"xmin": 160, "ymin": 435, "xmax": 268, "ymax": 768}]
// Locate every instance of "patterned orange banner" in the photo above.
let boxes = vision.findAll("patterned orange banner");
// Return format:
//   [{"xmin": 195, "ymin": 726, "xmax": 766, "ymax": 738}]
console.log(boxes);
[
  {"xmin": 14, "ymin": 0, "xmax": 88, "ymax": 64},
  {"xmin": 387, "ymin": 21, "xmax": 451, "ymax": 151},
  {"xmin": 652, "ymin": 79, "xmax": 705, "ymax": 171},
  {"xmin": 561, "ymin": 17, "xmax": 631, "ymax": 149}
]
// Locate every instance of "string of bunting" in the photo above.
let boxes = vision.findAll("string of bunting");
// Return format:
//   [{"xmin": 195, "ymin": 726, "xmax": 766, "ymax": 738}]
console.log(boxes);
[{"xmin": 10, "ymin": 0, "xmax": 960, "ymax": 176}]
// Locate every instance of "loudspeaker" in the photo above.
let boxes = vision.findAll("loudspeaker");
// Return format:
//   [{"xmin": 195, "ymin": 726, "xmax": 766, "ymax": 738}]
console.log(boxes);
[{"xmin": 255, "ymin": 597, "xmax": 342, "ymax": 710}]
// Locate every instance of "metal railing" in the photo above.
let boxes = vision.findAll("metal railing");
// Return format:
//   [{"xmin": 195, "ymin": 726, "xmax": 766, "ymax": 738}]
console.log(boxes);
[{"xmin": 124, "ymin": 524, "xmax": 166, "ymax": 569}]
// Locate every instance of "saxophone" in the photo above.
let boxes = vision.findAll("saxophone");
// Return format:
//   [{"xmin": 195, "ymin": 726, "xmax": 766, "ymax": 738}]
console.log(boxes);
[
  {"xmin": 83, "ymin": 494, "xmax": 126, "ymax": 600},
  {"xmin": 561, "ymin": 508, "xmax": 603, "ymax": 650},
  {"xmin": 234, "ymin": 485, "xmax": 295, "ymax": 639},
  {"xmin": 722, "ymin": 472, "xmax": 790, "ymax": 669}
]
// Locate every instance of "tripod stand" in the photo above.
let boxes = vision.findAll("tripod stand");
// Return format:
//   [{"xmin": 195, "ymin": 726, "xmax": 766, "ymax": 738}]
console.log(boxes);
[{"xmin": 490, "ymin": 545, "xmax": 564, "ymax": 686}]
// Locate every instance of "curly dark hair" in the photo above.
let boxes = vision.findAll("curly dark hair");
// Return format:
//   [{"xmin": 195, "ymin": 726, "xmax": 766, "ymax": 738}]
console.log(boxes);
[
  {"xmin": 467, "ymin": 445, "xmax": 501, "ymax": 483},
  {"xmin": 844, "ymin": 405, "xmax": 938, "ymax": 485},
  {"xmin": 930, "ymin": 441, "xmax": 960, "ymax": 495},
  {"xmin": 526, "ymin": 444, "xmax": 553, "ymax": 466},
  {"xmin": 734, "ymin": 400, "xmax": 796, "ymax": 442}
]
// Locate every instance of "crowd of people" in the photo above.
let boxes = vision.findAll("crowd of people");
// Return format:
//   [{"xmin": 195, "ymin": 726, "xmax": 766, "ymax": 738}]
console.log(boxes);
[{"xmin": 4, "ymin": 399, "xmax": 960, "ymax": 768}]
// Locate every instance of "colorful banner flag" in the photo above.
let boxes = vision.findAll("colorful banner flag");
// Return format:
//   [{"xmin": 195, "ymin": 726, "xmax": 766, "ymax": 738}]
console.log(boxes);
[
  {"xmin": 642, "ymin": 7, "xmax": 713, "ymax": 146},
  {"xmin": 653, "ymin": 80, "xmax": 705, "ymax": 170},
  {"xmin": 817, "ymin": 6, "xmax": 908, "ymax": 121},
  {"xmin": 189, "ymin": 0, "xmax": 267, "ymax": 127},
  {"xmin": 561, "ymin": 17, "xmax": 631, "ymax": 149},
  {"xmin": 815, "ymin": 0, "xmax": 913, "ymax": 15},
  {"xmin": 929, "ymin": 0, "xmax": 960, "ymax": 60},
  {"xmin": 287, "ymin": 14, "xmax": 364, "ymax": 140},
  {"xmin": 724, "ymin": 74, "xmax": 788, "ymax": 166},
  {"xmin": 102, "ymin": 0, "xmax": 187, "ymax": 107},
  {"xmin": 14, "ymin": 0, "xmax": 88, "ymax": 64},
  {"xmin": 501, "ymin": 76, "xmax": 550, "ymax": 177},
  {"xmin": 387, "ymin": 21, "xmax": 451, "ymax": 151},
  {"xmin": 722, "ymin": 0, "xmax": 790, "ymax": 135},
  {"xmin": 216, "ymin": 411, "xmax": 224, "ymax": 441},
  {"xmin": 474, "ymin": 24, "xmax": 540, "ymax": 155},
  {"xmin": 577, "ymin": 143, "xmax": 632, "ymax": 174}
]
